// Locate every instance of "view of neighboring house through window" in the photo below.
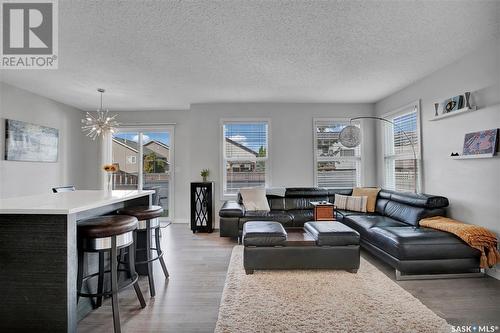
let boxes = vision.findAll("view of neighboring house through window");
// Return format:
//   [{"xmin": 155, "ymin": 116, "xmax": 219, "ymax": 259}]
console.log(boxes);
[
  {"xmin": 314, "ymin": 119, "xmax": 362, "ymax": 188},
  {"xmin": 222, "ymin": 121, "xmax": 269, "ymax": 197},
  {"xmin": 383, "ymin": 103, "xmax": 421, "ymax": 192},
  {"xmin": 112, "ymin": 130, "xmax": 172, "ymax": 219}
]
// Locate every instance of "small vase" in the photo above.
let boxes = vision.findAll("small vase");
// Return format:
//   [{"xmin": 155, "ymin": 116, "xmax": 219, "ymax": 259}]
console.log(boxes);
[
  {"xmin": 464, "ymin": 92, "xmax": 471, "ymax": 109},
  {"xmin": 434, "ymin": 103, "xmax": 439, "ymax": 117},
  {"xmin": 202, "ymin": 176, "xmax": 207, "ymax": 182},
  {"xmin": 106, "ymin": 173, "xmax": 113, "ymax": 192}
]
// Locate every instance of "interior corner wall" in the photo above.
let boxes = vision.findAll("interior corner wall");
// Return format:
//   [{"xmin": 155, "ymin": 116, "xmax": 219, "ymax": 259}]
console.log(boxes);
[
  {"xmin": 189, "ymin": 103, "xmax": 376, "ymax": 227},
  {"xmin": 0, "ymin": 82, "xmax": 100, "ymax": 198},
  {"xmin": 374, "ymin": 40, "xmax": 500, "ymax": 277}
]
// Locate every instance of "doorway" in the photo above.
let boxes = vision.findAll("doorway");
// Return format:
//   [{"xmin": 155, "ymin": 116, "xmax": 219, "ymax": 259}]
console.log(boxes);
[{"xmin": 111, "ymin": 127, "xmax": 174, "ymax": 221}]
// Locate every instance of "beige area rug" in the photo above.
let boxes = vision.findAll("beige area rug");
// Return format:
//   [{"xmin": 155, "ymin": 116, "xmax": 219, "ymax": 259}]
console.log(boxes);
[{"xmin": 215, "ymin": 246, "xmax": 450, "ymax": 333}]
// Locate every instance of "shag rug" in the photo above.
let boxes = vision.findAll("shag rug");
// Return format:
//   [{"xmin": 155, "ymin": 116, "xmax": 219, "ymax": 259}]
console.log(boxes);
[{"xmin": 215, "ymin": 246, "xmax": 450, "ymax": 333}]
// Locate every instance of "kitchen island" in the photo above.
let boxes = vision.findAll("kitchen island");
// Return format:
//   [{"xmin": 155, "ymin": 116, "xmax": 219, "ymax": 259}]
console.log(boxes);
[{"xmin": 0, "ymin": 190, "xmax": 153, "ymax": 333}]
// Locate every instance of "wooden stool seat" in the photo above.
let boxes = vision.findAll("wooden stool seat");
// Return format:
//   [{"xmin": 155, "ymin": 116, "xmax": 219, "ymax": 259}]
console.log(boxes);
[
  {"xmin": 78, "ymin": 215, "xmax": 138, "ymax": 238},
  {"xmin": 117, "ymin": 205, "xmax": 163, "ymax": 221}
]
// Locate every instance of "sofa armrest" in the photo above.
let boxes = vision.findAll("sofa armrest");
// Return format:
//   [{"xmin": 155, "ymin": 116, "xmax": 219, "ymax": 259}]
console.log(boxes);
[{"xmin": 219, "ymin": 200, "xmax": 245, "ymax": 218}]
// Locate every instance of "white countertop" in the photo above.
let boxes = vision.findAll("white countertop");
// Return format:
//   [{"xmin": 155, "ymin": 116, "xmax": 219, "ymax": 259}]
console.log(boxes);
[{"xmin": 0, "ymin": 190, "xmax": 154, "ymax": 215}]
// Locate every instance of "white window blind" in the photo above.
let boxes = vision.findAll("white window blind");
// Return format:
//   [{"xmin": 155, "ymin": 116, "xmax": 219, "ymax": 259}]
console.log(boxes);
[
  {"xmin": 222, "ymin": 121, "xmax": 269, "ymax": 196},
  {"xmin": 314, "ymin": 119, "xmax": 361, "ymax": 188},
  {"xmin": 383, "ymin": 104, "xmax": 421, "ymax": 192}
]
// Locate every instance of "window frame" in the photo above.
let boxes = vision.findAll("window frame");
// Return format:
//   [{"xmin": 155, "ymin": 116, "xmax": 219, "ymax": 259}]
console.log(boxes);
[
  {"xmin": 313, "ymin": 118, "xmax": 364, "ymax": 189},
  {"xmin": 220, "ymin": 118, "xmax": 271, "ymax": 200},
  {"xmin": 381, "ymin": 100, "xmax": 423, "ymax": 192}
]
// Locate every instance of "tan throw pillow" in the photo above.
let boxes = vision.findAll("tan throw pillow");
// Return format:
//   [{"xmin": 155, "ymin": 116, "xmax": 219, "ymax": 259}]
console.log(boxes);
[
  {"xmin": 239, "ymin": 187, "xmax": 270, "ymax": 212},
  {"xmin": 352, "ymin": 187, "xmax": 381, "ymax": 213},
  {"xmin": 334, "ymin": 194, "xmax": 368, "ymax": 213}
]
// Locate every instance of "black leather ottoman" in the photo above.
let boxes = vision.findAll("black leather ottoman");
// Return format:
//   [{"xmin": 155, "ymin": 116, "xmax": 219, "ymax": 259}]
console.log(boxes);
[{"xmin": 243, "ymin": 221, "xmax": 360, "ymax": 274}]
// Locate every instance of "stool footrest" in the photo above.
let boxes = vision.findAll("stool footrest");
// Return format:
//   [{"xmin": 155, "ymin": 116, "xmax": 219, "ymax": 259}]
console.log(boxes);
[{"xmin": 78, "ymin": 273, "xmax": 140, "ymax": 298}]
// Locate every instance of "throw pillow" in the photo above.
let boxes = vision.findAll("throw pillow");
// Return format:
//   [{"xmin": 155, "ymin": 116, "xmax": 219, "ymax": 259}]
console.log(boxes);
[
  {"xmin": 240, "ymin": 187, "xmax": 270, "ymax": 212},
  {"xmin": 334, "ymin": 194, "xmax": 368, "ymax": 213},
  {"xmin": 352, "ymin": 187, "xmax": 380, "ymax": 213},
  {"xmin": 334, "ymin": 194, "xmax": 349, "ymax": 210}
]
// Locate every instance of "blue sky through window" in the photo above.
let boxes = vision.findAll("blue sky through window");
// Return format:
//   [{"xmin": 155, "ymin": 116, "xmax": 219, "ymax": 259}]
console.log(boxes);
[
  {"xmin": 114, "ymin": 132, "xmax": 170, "ymax": 146},
  {"xmin": 224, "ymin": 123, "xmax": 267, "ymax": 152}
]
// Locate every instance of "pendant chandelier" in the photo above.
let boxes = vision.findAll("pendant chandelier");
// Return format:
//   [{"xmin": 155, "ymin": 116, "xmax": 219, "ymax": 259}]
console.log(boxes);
[{"xmin": 81, "ymin": 88, "xmax": 119, "ymax": 140}]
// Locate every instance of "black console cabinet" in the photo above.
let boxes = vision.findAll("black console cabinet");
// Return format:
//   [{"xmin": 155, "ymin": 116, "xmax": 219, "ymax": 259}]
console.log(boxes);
[{"xmin": 190, "ymin": 182, "xmax": 214, "ymax": 233}]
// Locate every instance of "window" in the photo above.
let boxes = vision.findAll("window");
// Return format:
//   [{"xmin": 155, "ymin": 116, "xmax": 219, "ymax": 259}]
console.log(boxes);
[
  {"xmin": 313, "ymin": 119, "xmax": 362, "ymax": 188},
  {"xmin": 221, "ymin": 120, "xmax": 269, "ymax": 197},
  {"xmin": 383, "ymin": 101, "xmax": 421, "ymax": 192},
  {"xmin": 127, "ymin": 155, "xmax": 137, "ymax": 164}
]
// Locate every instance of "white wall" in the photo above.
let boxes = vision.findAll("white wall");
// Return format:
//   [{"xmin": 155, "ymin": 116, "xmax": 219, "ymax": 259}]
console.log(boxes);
[
  {"xmin": 114, "ymin": 103, "xmax": 376, "ymax": 225},
  {"xmin": 0, "ymin": 82, "xmax": 100, "ymax": 198},
  {"xmin": 375, "ymin": 40, "xmax": 500, "ymax": 277}
]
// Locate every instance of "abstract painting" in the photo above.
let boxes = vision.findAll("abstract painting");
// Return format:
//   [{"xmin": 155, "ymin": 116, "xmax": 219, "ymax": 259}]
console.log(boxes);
[
  {"xmin": 5, "ymin": 119, "xmax": 59, "ymax": 162},
  {"xmin": 462, "ymin": 128, "xmax": 498, "ymax": 156}
]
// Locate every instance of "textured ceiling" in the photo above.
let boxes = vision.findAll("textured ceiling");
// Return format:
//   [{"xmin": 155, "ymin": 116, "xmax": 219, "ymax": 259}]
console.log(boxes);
[{"xmin": 1, "ymin": 0, "xmax": 499, "ymax": 111}]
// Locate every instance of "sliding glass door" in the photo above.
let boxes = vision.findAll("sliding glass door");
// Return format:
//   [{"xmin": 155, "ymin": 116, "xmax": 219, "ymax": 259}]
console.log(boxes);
[{"xmin": 111, "ymin": 128, "xmax": 174, "ymax": 221}]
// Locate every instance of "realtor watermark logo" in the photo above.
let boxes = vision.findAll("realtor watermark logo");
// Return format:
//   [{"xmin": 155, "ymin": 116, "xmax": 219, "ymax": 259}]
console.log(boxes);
[
  {"xmin": 452, "ymin": 325, "xmax": 500, "ymax": 332},
  {"xmin": 1, "ymin": 0, "xmax": 58, "ymax": 69}
]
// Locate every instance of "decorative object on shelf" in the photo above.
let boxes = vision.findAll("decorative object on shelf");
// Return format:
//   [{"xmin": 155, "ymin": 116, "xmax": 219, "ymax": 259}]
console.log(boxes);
[
  {"xmin": 5, "ymin": 119, "xmax": 59, "ymax": 162},
  {"xmin": 200, "ymin": 168, "xmax": 210, "ymax": 182},
  {"xmin": 81, "ymin": 88, "xmax": 120, "ymax": 140},
  {"xmin": 339, "ymin": 116, "xmax": 418, "ymax": 193},
  {"xmin": 464, "ymin": 92, "xmax": 472, "ymax": 109},
  {"xmin": 462, "ymin": 128, "xmax": 499, "ymax": 157},
  {"xmin": 450, "ymin": 152, "xmax": 459, "ymax": 157},
  {"xmin": 442, "ymin": 95, "xmax": 464, "ymax": 114},
  {"xmin": 432, "ymin": 92, "xmax": 476, "ymax": 120},
  {"xmin": 103, "ymin": 164, "xmax": 119, "ymax": 192},
  {"xmin": 190, "ymin": 182, "xmax": 214, "ymax": 233}
]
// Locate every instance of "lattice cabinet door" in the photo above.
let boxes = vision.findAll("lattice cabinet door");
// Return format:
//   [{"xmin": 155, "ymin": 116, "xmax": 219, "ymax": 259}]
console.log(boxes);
[{"xmin": 190, "ymin": 182, "xmax": 214, "ymax": 233}]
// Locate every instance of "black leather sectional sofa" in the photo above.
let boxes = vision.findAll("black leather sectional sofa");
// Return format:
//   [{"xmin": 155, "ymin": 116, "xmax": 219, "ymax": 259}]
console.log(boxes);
[{"xmin": 219, "ymin": 187, "xmax": 481, "ymax": 276}]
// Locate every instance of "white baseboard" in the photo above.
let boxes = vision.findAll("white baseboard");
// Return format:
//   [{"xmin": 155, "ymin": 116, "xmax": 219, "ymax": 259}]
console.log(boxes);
[{"xmin": 486, "ymin": 266, "xmax": 500, "ymax": 280}]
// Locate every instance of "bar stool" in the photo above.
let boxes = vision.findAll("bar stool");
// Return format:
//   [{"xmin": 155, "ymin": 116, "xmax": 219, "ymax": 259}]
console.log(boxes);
[
  {"xmin": 77, "ymin": 215, "xmax": 146, "ymax": 333},
  {"xmin": 117, "ymin": 206, "xmax": 168, "ymax": 297}
]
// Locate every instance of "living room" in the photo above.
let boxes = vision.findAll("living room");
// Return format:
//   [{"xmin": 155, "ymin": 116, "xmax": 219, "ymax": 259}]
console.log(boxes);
[{"xmin": 0, "ymin": 1, "xmax": 499, "ymax": 332}]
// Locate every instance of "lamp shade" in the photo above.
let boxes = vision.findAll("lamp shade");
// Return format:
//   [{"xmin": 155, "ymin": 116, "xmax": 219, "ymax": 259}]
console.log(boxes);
[{"xmin": 339, "ymin": 125, "xmax": 361, "ymax": 148}]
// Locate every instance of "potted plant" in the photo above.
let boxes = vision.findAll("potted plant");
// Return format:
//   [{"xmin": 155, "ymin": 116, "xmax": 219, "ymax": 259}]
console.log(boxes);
[{"xmin": 200, "ymin": 169, "xmax": 209, "ymax": 182}]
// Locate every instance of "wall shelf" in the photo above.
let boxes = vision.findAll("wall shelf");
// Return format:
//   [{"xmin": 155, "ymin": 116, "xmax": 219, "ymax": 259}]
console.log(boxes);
[
  {"xmin": 450, "ymin": 154, "xmax": 498, "ymax": 160},
  {"xmin": 429, "ymin": 106, "xmax": 477, "ymax": 121}
]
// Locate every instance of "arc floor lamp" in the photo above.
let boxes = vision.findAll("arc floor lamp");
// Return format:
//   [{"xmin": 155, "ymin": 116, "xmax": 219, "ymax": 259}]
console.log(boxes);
[{"xmin": 339, "ymin": 116, "xmax": 418, "ymax": 194}]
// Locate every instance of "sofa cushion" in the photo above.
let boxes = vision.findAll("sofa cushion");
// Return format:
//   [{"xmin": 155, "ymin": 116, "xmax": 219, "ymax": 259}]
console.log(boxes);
[
  {"xmin": 285, "ymin": 188, "xmax": 330, "ymax": 197},
  {"xmin": 367, "ymin": 226, "xmax": 480, "ymax": 260},
  {"xmin": 383, "ymin": 201, "xmax": 445, "ymax": 226},
  {"xmin": 378, "ymin": 189, "xmax": 449, "ymax": 209},
  {"xmin": 243, "ymin": 221, "xmax": 287, "ymax": 246},
  {"xmin": 304, "ymin": 222, "xmax": 359, "ymax": 246},
  {"xmin": 268, "ymin": 197, "xmax": 285, "ymax": 210},
  {"xmin": 285, "ymin": 196, "xmax": 328, "ymax": 210},
  {"xmin": 287, "ymin": 209, "xmax": 314, "ymax": 227},
  {"xmin": 335, "ymin": 209, "xmax": 368, "ymax": 220},
  {"xmin": 239, "ymin": 210, "xmax": 294, "ymax": 229},
  {"xmin": 342, "ymin": 215, "xmax": 408, "ymax": 240},
  {"xmin": 219, "ymin": 201, "xmax": 245, "ymax": 218}
]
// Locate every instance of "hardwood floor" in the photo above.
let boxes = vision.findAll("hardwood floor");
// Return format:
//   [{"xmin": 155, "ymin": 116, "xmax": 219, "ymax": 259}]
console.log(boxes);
[{"xmin": 78, "ymin": 224, "xmax": 500, "ymax": 332}]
